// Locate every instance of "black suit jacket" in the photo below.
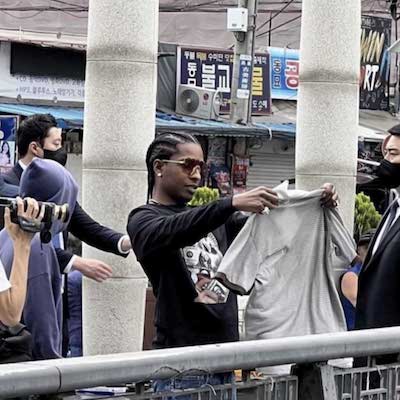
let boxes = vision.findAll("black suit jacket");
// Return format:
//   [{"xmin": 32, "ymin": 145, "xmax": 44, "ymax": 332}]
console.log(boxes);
[
  {"xmin": 3, "ymin": 163, "xmax": 127, "ymax": 271},
  {"xmin": 3, "ymin": 163, "xmax": 22, "ymax": 186},
  {"xmin": 356, "ymin": 200, "xmax": 400, "ymax": 331}
]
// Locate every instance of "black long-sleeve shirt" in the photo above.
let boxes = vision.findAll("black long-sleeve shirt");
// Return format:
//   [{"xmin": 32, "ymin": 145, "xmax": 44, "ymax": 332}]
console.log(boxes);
[{"xmin": 127, "ymin": 198, "xmax": 246, "ymax": 349}]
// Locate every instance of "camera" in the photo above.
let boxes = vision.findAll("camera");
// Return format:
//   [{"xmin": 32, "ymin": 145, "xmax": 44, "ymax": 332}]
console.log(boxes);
[{"xmin": 0, "ymin": 197, "xmax": 70, "ymax": 243}]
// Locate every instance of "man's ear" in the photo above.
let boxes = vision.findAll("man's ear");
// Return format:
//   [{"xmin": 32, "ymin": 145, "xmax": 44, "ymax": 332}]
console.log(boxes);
[
  {"xmin": 29, "ymin": 141, "xmax": 41, "ymax": 157},
  {"xmin": 153, "ymin": 159, "xmax": 164, "ymax": 177},
  {"xmin": 381, "ymin": 135, "xmax": 390, "ymax": 156}
]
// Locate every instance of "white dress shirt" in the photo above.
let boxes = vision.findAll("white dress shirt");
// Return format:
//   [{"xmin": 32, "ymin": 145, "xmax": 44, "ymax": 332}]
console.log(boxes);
[{"xmin": 372, "ymin": 198, "xmax": 400, "ymax": 255}]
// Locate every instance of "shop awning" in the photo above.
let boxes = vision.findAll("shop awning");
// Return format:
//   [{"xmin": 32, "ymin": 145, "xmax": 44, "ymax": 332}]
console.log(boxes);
[
  {"xmin": 0, "ymin": 103, "xmax": 84, "ymax": 129},
  {"xmin": 0, "ymin": 105, "xmax": 296, "ymax": 138},
  {"xmin": 358, "ymin": 110, "xmax": 399, "ymax": 140},
  {"xmin": 156, "ymin": 112, "xmax": 296, "ymax": 140}
]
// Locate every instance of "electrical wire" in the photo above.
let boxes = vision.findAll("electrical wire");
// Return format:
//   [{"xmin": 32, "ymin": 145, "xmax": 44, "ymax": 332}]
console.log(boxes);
[
  {"xmin": 0, "ymin": 7, "xmax": 87, "ymax": 12},
  {"xmin": 0, "ymin": 10, "xmax": 44, "ymax": 19},
  {"xmin": 51, "ymin": 0, "xmax": 87, "ymax": 8},
  {"xmin": 159, "ymin": 1, "xmax": 302, "ymax": 13},
  {"xmin": 267, "ymin": 22, "xmax": 301, "ymax": 36},
  {"xmin": 182, "ymin": 0, "xmax": 221, "ymax": 10},
  {"xmin": 161, "ymin": 0, "xmax": 221, "ymax": 12},
  {"xmin": 256, "ymin": 0, "xmax": 296, "ymax": 32},
  {"xmin": 256, "ymin": 14, "xmax": 301, "ymax": 38},
  {"xmin": 60, "ymin": 9, "xmax": 88, "ymax": 18}
]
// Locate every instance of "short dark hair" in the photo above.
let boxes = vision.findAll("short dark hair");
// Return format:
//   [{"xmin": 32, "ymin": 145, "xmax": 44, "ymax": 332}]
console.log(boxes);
[
  {"xmin": 388, "ymin": 124, "xmax": 400, "ymax": 136},
  {"xmin": 145, "ymin": 132, "xmax": 200, "ymax": 201},
  {"xmin": 17, "ymin": 114, "xmax": 57, "ymax": 157}
]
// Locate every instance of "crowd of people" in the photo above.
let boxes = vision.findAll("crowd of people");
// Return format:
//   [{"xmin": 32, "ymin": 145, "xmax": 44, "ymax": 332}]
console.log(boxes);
[{"xmin": 0, "ymin": 113, "xmax": 399, "ymax": 397}]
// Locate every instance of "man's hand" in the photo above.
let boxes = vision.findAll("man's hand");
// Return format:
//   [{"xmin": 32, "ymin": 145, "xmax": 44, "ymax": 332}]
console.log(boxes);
[
  {"xmin": 320, "ymin": 183, "xmax": 339, "ymax": 208},
  {"xmin": 120, "ymin": 236, "xmax": 132, "ymax": 252},
  {"xmin": 195, "ymin": 290, "xmax": 219, "ymax": 304},
  {"xmin": 5, "ymin": 197, "xmax": 44, "ymax": 245},
  {"xmin": 232, "ymin": 186, "xmax": 279, "ymax": 214},
  {"xmin": 73, "ymin": 256, "xmax": 113, "ymax": 283}
]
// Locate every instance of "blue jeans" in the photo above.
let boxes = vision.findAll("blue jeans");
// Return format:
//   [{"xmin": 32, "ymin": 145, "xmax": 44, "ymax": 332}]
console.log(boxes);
[{"xmin": 153, "ymin": 372, "xmax": 236, "ymax": 400}]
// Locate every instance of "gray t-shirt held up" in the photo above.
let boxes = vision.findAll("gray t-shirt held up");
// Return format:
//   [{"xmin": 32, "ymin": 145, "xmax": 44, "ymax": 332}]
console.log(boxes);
[{"xmin": 216, "ymin": 182, "xmax": 356, "ymax": 343}]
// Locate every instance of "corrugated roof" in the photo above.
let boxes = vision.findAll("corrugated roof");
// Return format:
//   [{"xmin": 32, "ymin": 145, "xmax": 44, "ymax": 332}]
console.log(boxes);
[
  {"xmin": 156, "ymin": 111, "xmax": 296, "ymax": 139},
  {"xmin": 0, "ymin": 104, "xmax": 296, "ymax": 139},
  {"xmin": 0, "ymin": 103, "xmax": 84, "ymax": 128}
]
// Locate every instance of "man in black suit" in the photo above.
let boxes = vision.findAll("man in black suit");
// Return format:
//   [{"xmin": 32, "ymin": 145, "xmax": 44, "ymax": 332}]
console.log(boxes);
[
  {"xmin": 3, "ymin": 114, "xmax": 132, "ymax": 281},
  {"xmin": 355, "ymin": 124, "xmax": 400, "ymax": 365}
]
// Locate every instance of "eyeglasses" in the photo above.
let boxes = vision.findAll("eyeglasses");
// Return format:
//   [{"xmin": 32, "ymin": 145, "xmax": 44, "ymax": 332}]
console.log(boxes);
[{"xmin": 161, "ymin": 158, "xmax": 207, "ymax": 176}]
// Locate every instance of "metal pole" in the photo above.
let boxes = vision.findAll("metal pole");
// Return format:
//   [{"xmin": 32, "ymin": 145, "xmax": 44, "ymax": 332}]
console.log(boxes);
[
  {"xmin": 268, "ymin": 11, "xmax": 272, "ymax": 47},
  {"xmin": 230, "ymin": 0, "xmax": 258, "ymax": 124},
  {"xmin": 2, "ymin": 327, "xmax": 400, "ymax": 397}
]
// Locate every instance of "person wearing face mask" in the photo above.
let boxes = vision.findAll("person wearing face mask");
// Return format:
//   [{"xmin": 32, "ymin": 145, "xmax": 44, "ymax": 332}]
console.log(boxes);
[
  {"xmin": 3, "ymin": 114, "xmax": 132, "ymax": 356},
  {"xmin": 3, "ymin": 114, "xmax": 132, "ymax": 279},
  {"xmin": 355, "ymin": 124, "xmax": 400, "ymax": 366},
  {"xmin": 0, "ymin": 159, "xmax": 78, "ymax": 360}
]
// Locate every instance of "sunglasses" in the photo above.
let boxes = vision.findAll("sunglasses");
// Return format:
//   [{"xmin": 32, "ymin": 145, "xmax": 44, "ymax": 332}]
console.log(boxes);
[{"xmin": 161, "ymin": 158, "xmax": 207, "ymax": 176}]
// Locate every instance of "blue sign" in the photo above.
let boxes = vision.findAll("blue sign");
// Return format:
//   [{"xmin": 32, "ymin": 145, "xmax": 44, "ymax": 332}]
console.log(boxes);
[
  {"xmin": 178, "ymin": 47, "xmax": 271, "ymax": 114},
  {"xmin": 268, "ymin": 47, "xmax": 299, "ymax": 100}
]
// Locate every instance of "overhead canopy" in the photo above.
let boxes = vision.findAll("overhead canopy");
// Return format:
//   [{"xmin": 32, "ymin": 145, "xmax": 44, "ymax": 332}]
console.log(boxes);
[
  {"xmin": 359, "ymin": 109, "xmax": 399, "ymax": 135},
  {"xmin": 269, "ymin": 101, "xmax": 397, "ymax": 142},
  {"xmin": 0, "ymin": 102, "xmax": 396, "ymax": 142},
  {"xmin": 0, "ymin": 103, "xmax": 84, "ymax": 129},
  {"xmin": 156, "ymin": 111, "xmax": 296, "ymax": 140}
]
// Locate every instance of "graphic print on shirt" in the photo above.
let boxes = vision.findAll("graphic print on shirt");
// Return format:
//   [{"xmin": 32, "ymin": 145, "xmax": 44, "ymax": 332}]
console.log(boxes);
[{"xmin": 181, "ymin": 233, "xmax": 229, "ymax": 304}]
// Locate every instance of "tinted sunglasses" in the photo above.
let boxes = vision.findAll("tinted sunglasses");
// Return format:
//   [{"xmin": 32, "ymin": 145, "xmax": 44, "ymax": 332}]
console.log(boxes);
[{"xmin": 161, "ymin": 158, "xmax": 207, "ymax": 176}]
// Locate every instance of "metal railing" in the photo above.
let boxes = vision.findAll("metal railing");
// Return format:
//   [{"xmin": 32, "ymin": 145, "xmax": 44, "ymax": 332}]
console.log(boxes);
[
  {"xmin": 332, "ymin": 364, "xmax": 400, "ymax": 400},
  {"xmin": 2, "ymin": 326, "xmax": 400, "ymax": 398}
]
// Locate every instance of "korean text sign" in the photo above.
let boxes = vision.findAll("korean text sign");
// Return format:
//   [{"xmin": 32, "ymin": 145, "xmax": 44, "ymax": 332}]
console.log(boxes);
[
  {"xmin": 268, "ymin": 47, "xmax": 299, "ymax": 100},
  {"xmin": 177, "ymin": 47, "xmax": 271, "ymax": 114}
]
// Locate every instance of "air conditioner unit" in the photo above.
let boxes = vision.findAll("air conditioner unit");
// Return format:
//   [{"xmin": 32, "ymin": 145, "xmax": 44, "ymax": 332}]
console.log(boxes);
[{"xmin": 176, "ymin": 84, "xmax": 221, "ymax": 120}]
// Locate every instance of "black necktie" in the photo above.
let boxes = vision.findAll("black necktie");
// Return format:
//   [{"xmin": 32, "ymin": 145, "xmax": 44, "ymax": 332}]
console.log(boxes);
[{"xmin": 381, "ymin": 201, "xmax": 399, "ymax": 239}]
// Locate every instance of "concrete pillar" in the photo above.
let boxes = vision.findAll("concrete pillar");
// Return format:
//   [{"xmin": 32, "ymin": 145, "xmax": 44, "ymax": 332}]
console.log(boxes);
[
  {"xmin": 81, "ymin": 0, "xmax": 158, "ymax": 355},
  {"xmin": 295, "ymin": 1, "xmax": 361, "ymax": 233}
]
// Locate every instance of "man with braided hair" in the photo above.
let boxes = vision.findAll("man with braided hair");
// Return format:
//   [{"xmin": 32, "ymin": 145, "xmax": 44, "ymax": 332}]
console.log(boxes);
[{"xmin": 127, "ymin": 132, "xmax": 338, "ymax": 397}]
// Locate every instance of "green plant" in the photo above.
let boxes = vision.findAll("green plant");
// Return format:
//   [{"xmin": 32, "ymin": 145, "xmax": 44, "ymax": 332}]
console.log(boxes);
[
  {"xmin": 354, "ymin": 192, "xmax": 381, "ymax": 240},
  {"xmin": 188, "ymin": 186, "xmax": 220, "ymax": 206}
]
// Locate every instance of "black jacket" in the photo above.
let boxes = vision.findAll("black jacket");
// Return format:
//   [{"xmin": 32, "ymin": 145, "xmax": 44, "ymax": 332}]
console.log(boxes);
[
  {"xmin": 127, "ymin": 199, "xmax": 246, "ymax": 349},
  {"xmin": 3, "ymin": 163, "xmax": 126, "ymax": 271},
  {"xmin": 356, "ymin": 200, "xmax": 400, "ymax": 330},
  {"xmin": 355, "ymin": 200, "xmax": 400, "ymax": 365}
]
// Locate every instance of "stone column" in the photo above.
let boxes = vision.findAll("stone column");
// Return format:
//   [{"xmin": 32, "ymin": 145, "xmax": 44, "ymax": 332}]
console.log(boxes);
[
  {"xmin": 81, "ymin": 0, "xmax": 158, "ymax": 355},
  {"xmin": 295, "ymin": 0, "xmax": 361, "ymax": 233}
]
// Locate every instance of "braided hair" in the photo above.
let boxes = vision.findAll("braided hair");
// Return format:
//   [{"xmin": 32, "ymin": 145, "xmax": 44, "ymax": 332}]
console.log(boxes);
[{"xmin": 145, "ymin": 132, "xmax": 200, "ymax": 201}]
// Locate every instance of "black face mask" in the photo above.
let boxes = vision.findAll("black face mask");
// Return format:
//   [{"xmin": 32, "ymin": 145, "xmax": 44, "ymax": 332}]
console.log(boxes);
[
  {"xmin": 376, "ymin": 159, "xmax": 400, "ymax": 188},
  {"xmin": 43, "ymin": 147, "xmax": 68, "ymax": 167}
]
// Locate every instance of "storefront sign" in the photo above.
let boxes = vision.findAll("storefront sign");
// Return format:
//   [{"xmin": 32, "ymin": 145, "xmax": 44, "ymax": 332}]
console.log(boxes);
[
  {"xmin": 360, "ymin": 16, "xmax": 391, "ymax": 111},
  {"xmin": 268, "ymin": 47, "xmax": 299, "ymax": 100},
  {"xmin": 0, "ymin": 115, "xmax": 18, "ymax": 141},
  {"xmin": 232, "ymin": 156, "xmax": 250, "ymax": 194},
  {"xmin": 0, "ymin": 42, "xmax": 84, "ymax": 104},
  {"xmin": 0, "ymin": 115, "xmax": 18, "ymax": 172},
  {"xmin": 237, "ymin": 54, "xmax": 252, "ymax": 99},
  {"xmin": 0, "ymin": 140, "xmax": 15, "ymax": 168},
  {"xmin": 177, "ymin": 46, "xmax": 271, "ymax": 114}
]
